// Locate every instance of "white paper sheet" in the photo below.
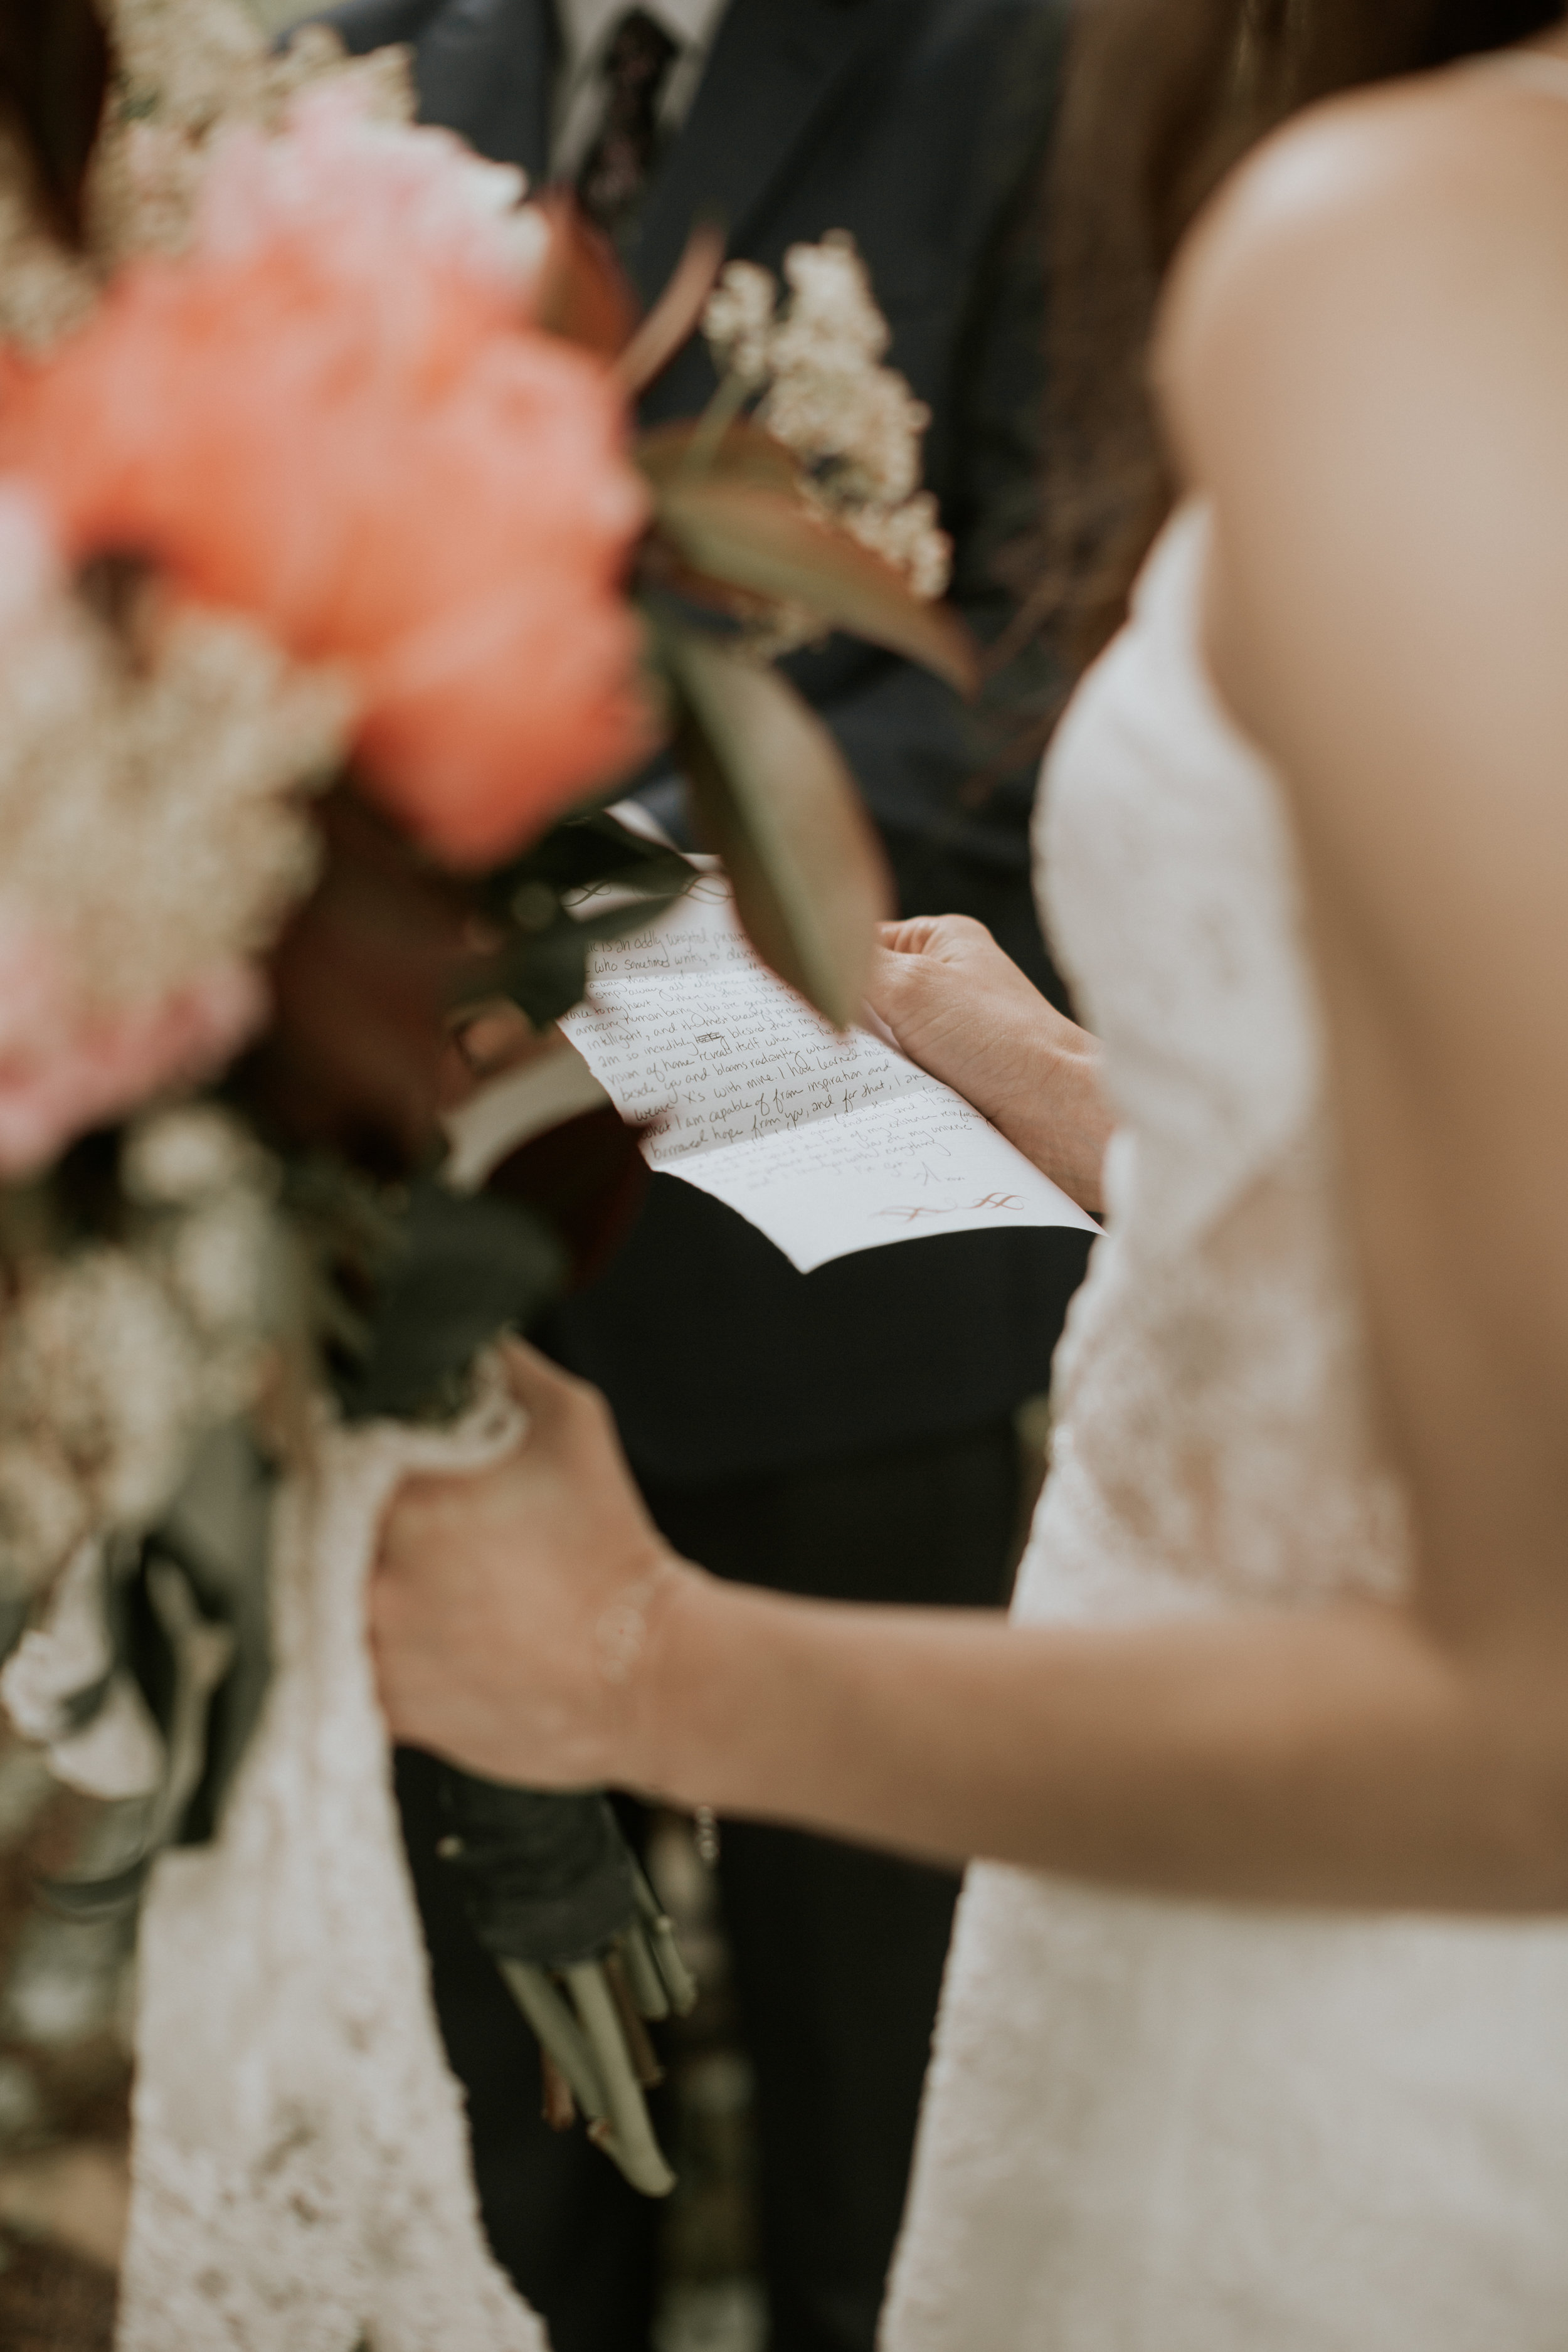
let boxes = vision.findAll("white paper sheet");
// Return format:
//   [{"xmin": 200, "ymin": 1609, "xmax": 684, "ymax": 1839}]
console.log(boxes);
[{"xmin": 559, "ymin": 872, "xmax": 1099, "ymax": 1273}]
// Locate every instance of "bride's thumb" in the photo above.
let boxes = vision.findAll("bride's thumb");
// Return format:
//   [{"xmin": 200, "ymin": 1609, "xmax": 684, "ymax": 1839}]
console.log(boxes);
[{"xmin": 498, "ymin": 1335, "xmax": 603, "ymax": 1436}]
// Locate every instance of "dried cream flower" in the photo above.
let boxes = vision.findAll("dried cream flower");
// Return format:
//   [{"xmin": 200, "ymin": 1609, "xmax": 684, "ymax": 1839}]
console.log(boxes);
[
  {"xmin": 0, "ymin": 1448, "xmax": 92, "ymax": 1591},
  {"xmin": 0, "ymin": 130, "xmax": 101, "ymax": 352},
  {"xmin": 21, "ymin": 1250, "xmax": 199, "ymax": 1527},
  {"xmin": 840, "ymin": 490, "xmax": 950, "ymax": 601},
  {"xmin": 167, "ymin": 1190, "xmax": 276, "ymax": 1344},
  {"xmin": 90, "ymin": 0, "xmax": 415, "ymax": 269},
  {"xmin": 773, "ymin": 235, "xmax": 889, "ymax": 369},
  {"xmin": 701, "ymin": 232, "xmax": 951, "ymax": 649},
  {"xmin": 0, "ymin": 1107, "xmax": 279, "ymax": 1598},
  {"xmin": 701, "ymin": 260, "xmax": 776, "ymax": 388},
  {"xmin": 0, "ymin": 0, "xmax": 415, "ymax": 351},
  {"xmin": 0, "ymin": 502, "xmax": 350, "ymax": 1034},
  {"xmin": 122, "ymin": 1103, "xmax": 257, "ymax": 1207}
]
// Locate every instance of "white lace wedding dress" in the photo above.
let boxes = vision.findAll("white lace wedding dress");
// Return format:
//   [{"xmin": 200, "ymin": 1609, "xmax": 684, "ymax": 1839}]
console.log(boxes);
[
  {"xmin": 881, "ymin": 502, "xmax": 1568, "ymax": 2350},
  {"xmin": 117, "ymin": 1377, "xmax": 548, "ymax": 2352}
]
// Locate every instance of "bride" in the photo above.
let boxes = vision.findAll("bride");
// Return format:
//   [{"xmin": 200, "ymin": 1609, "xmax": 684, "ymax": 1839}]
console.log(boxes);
[{"xmin": 371, "ymin": 1, "xmax": 1568, "ymax": 2341}]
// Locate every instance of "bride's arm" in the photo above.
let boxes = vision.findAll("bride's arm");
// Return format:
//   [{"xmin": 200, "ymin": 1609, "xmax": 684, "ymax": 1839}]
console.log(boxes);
[
  {"xmin": 371, "ymin": 66, "xmax": 1568, "ymax": 1916},
  {"xmin": 373, "ymin": 1342, "xmax": 1568, "ymax": 1911}
]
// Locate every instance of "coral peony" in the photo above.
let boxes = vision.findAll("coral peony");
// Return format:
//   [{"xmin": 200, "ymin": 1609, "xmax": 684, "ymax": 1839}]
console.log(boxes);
[{"xmin": 0, "ymin": 88, "xmax": 649, "ymax": 868}]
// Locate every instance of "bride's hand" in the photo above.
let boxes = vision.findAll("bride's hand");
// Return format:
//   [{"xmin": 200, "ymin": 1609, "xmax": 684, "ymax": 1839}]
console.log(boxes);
[
  {"xmin": 369, "ymin": 1339, "xmax": 694, "ymax": 1790},
  {"xmin": 866, "ymin": 914, "xmax": 1112, "ymax": 1214}
]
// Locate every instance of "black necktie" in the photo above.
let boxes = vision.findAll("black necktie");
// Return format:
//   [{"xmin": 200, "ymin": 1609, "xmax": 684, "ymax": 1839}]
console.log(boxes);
[{"xmin": 575, "ymin": 10, "xmax": 679, "ymax": 245}]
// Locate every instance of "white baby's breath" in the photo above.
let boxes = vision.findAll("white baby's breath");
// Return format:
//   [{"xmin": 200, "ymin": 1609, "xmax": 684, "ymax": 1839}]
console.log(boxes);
[
  {"xmin": 122, "ymin": 1103, "xmax": 257, "ymax": 1208},
  {"xmin": 702, "ymin": 232, "xmax": 951, "ymax": 651},
  {"xmin": 701, "ymin": 260, "xmax": 776, "ymax": 388},
  {"xmin": 0, "ymin": 1108, "xmax": 278, "ymax": 1600},
  {"xmin": 0, "ymin": 499, "xmax": 351, "ymax": 1034},
  {"xmin": 0, "ymin": 1446, "xmax": 91, "ymax": 1590},
  {"xmin": 0, "ymin": 0, "xmax": 406, "ymax": 347},
  {"xmin": 91, "ymin": 0, "xmax": 414, "ymax": 266}
]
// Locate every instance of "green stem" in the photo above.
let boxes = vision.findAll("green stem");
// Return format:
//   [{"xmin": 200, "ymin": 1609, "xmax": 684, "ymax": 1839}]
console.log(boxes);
[{"xmin": 679, "ymin": 369, "xmax": 755, "ymax": 480}]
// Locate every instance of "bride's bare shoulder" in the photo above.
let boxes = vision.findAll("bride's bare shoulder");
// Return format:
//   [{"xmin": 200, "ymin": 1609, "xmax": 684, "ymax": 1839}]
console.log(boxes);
[{"xmin": 1156, "ymin": 53, "xmax": 1568, "ymax": 485}]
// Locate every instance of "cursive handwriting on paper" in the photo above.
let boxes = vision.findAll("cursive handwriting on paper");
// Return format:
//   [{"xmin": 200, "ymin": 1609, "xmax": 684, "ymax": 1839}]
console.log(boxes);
[{"xmin": 560, "ymin": 872, "xmax": 1100, "ymax": 1273}]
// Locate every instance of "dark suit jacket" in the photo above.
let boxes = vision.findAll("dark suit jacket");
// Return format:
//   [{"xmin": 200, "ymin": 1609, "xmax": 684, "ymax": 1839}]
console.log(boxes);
[{"xmin": 310, "ymin": 0, "xmax": 1091, "ymax": 1482}]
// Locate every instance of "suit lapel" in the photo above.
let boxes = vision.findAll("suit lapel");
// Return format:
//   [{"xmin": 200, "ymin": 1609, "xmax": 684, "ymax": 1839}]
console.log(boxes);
[
  {"xmin": 632, "ymin": 0, "xmax": 887, "ymax": 302},
  {"xmin": 413, "ymin": 0, "xmax": 556, "ymax": 179}
]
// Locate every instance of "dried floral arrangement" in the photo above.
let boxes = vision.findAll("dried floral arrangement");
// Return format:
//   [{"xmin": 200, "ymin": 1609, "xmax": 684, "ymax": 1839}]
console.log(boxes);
[
  {"xmin": 0, "ymin": 0, "xmax": 973, "ymax": 2233},
  {"xmin": 702, "ymin": 236, "xmax": 952, "ymax": 627}
]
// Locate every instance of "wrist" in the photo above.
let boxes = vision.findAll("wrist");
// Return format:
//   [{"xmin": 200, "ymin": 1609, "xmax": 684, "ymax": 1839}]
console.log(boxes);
[
  {"xmin": 1032, "ymin": 1044, "xmax": 1108, "ymax": 1214},
  {"xmin": 985, "ymin": 1016, "xmax": 1108, "ymax": 1214},
  {"xmin": 612, "ymin": 1549, "xmax": 716, "ymax": 1799},
  {"xmin": 623, "ymin": 1559, "xmax": 780, "ymax": 1811}
]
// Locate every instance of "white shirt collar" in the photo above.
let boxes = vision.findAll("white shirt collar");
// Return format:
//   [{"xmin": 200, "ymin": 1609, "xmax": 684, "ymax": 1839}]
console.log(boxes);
[
  {"xmin": 557, "ymin": 0, "xmax": 729, "ymax": 69},
  {"xmin": 552, "ymin": 0, "xmax": 732, "ymax": 177}
]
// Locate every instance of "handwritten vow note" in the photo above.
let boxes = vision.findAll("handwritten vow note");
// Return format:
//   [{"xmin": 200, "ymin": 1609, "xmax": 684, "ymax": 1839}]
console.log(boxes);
[{"xmin": 559, "ymin": 872, "xmax": 1099, "ymax": 1273}]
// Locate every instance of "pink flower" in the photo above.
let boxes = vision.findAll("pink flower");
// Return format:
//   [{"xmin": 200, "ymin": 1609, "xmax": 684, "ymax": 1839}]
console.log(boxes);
[
  {"xmin": 0, "ymin": 921, "xmax": 265, "ymax": 1179},
  {"xmin": 0, "ymin": 94, "xmax": 649, "ymax": 868}
]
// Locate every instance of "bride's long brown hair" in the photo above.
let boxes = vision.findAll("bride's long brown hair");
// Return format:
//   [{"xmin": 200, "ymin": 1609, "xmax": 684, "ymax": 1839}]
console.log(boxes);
[{"xmin": 1044, "ymin": 0, "xmax": 1564, "ymax": 667}]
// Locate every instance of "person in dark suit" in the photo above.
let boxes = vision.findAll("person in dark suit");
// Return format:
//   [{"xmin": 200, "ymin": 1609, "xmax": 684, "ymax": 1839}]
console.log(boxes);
[{"xmin": 300, "ymin": 4, "xmax": 1084, "ymax": 2346}]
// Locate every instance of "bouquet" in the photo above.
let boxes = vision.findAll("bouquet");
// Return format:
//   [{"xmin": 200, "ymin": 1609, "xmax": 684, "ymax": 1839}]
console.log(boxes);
[{"xmin": 0, "ymin": 0, "xmax": 975, "ymax": 2329}]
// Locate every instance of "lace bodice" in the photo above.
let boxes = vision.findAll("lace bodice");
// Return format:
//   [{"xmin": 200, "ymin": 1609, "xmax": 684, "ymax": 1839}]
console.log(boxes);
[{"xmin": 1022, "ymin": 502, "xmax": 1410, "ymax": 1624}]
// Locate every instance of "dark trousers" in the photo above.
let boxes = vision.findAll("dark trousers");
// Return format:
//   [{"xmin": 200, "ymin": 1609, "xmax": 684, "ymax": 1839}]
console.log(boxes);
[{"xmin": 398, "ymin": 1417, "xmax": 1022, "ymax": 2352}]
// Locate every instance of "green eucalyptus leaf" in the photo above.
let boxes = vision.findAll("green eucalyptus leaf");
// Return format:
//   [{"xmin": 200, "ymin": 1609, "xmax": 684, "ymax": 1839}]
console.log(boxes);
[
  {"xmin": 652, "ymin": 478, "xmax": 979, "ymax": 696},
  {"xmin": 571, "ymin": 895, "xmax": 687, "ymax": 948},
  {"xmin": 488, "ymin": 810, "xmax": 698, "ymax": 1026},
  {"xmin": 657, "ymin": 618, "xmax": 891, "ymax": 1028},
  {"xmin": 490, "ymin": 810, "xmax": 695, "ymax": 912},
  {"xmin": 495, "ymin": 912, "xmax": 593, "ymax": 1032},
  {"xmin": 342, "ymin": 1180, "xmax": 567, "ymax": 1423},
  {"xmin": 636, "ymin": 418, "xmax": 802, "ymax": 495},
  {"xmin": 0, "ymin": 1592, "xmax": 28, "ymax": 1667}
]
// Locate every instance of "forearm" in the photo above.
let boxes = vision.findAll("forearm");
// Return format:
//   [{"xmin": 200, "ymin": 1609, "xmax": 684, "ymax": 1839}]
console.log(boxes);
[
  {"xmin": 374, "ymin": 1347, "xmax": 1568, "ymax": 1912},
  {"xmin": 638, "ymin": 1572, "xmax": 1568, "ymax": 1912},
  {"xmin": 966, "ymin": 1009, "xmax": 1112, "ymax": 1213}
]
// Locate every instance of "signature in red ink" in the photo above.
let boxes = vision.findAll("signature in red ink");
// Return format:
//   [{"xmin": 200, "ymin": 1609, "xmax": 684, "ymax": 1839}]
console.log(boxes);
[{"xmin": 873, "ymin": 1192, "xmax": 1026, "ymax": 1227}]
